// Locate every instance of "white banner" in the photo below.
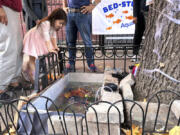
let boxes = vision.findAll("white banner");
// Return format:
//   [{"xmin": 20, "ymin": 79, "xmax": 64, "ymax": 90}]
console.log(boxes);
[{"xmin": 92, "ymin": 0, "xmax": 135, "ymax": 35}]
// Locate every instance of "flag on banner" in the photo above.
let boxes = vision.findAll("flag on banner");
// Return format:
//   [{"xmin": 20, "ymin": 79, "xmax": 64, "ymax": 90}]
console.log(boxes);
[
  {"xmin": 132, "ymin": 63, "xmax": 140, "ymax": 77},
  {"xmin": 92, "ymin": 0, "xmax": 135, "ymax": 35}
]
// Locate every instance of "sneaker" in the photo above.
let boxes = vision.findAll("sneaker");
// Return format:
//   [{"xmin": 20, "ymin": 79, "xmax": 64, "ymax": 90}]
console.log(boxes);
[
  {"xmin": 8, "ymin": 84, "xmax": 23, "ymax": 91},
  {"xmin": 88, "ymin": 64, "xmax": 97, "ymax": 72},
  {"xmin": 8, "ymin": 83, "xmax": 33, "ymax": 91},
  {"xmin": 65, "ymin": 63, "xmax": 75, "ymax": 73},
  {"xmin": 0, "ymin": 92, "xmax": 10, "ymax": 100}
]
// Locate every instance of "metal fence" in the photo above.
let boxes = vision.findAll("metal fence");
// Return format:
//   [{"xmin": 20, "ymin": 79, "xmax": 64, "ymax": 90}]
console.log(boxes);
[
  {"xmin": 20, "ymin": 0, "xmax": 140, "ymax": 93},
  {"xmin": 29, "ymin": 0, "xmax": 141, "ymax": 92},
  {"xmin": 0, "ymin": 90, "xmax": 180, "ymax": 135},
  {"xmin": 33, "ymin": 44, "xmax": 140, "ymax": 92}
]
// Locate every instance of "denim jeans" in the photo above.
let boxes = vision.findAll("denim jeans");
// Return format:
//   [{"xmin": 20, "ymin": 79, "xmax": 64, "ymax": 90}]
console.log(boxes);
[
  {"xmin": 27, "ymin": 3, "xmax": 43, "ymax": 29},
  {"xmin": 66, "ymin": 12, "xmax": 94, "ymax": 66}
]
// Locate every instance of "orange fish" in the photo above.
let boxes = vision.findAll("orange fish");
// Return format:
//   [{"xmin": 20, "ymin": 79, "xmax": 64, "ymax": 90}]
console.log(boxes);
[
  {"xmin": 122, "ymin": 10, "xmax": 128, "ymax": 14},
  {"xmin": 64, "ymin": 92, "xmax": 71, "ymax": 98},
  {"xmin": 64, "ymin": 88, "xmax": 88, "ymax": 98},
  {"xmin": 106, "ymin": 27, "xmax": 112, "ymax": 30},
  {"xmin": 48, "ymin": 74, "xmax": 55, "ymax": 80},
  {"xmin": 113, "ymin": 19, "xmax": 122, "ymax": 24},
  {"xmin": 106, "ymin": 13, "xmax": 114, "ymax": 18},
  {"xmin": 125, "ymin": 15, "xmax": 134, "ymax": 20},
  {"xmin": 48, "ymin": 74, "xmax": 64, "ymax": 80}
]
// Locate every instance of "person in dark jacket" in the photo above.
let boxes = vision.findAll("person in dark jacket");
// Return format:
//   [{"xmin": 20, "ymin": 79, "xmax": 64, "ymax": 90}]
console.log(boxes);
[
  {"xmin": 132, "ymin": 0, "xmax": 148, "ymax": 61},
  {"xmin": 22, "ymin": 0, "xmax": 48, "ymax": 30}
]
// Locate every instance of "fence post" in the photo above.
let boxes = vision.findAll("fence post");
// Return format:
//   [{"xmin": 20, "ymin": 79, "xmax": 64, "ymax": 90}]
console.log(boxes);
[
  {"xmin": 58, "ymin": 49, "xmax": 64, "ymax": 73},
  {"xmin": 99, "ymin": 35, "xmax": 105, "ymax": 54},
  {"xmin": 41, "ymin": 57, "xmax": 48, "ymax": 90},
  {"xmin": 34, "ymin": 59, "xmax": 40, "ymax": 92}
]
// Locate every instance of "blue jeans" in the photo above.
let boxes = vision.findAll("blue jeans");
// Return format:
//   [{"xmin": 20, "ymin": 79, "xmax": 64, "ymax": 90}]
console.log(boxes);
[{"xmin": 66, "ymin": 12, "xmax": 94, "ymax": 66}]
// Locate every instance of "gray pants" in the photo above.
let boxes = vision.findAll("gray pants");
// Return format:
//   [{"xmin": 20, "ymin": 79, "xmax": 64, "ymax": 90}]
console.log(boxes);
[{"xmin": 0, "ymin": 6, "xmax": 23, "ymax": 90}]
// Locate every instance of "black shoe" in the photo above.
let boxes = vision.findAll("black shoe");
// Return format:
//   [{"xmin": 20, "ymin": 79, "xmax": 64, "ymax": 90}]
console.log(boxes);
[
  {"xmin": 23, "ymin": 83, "xmax": 34, "ymax": 90},
  {"xmin": 0, "ymin": 92, "xmax": 10, "ymax": 100},
  {"xmin": 8, "ymin": 83, "xmax": 33, "ymax": 91},
  {"xmin": 8, "ymin": 84, "xmax": 23, "ymax": 91}
]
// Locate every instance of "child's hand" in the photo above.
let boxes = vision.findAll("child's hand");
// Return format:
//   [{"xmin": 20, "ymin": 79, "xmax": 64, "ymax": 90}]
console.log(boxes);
[
  {"xmin": 55, "ymin": 46, "xmax": 59, "ymax": 51},
  {"xmin": 46, "ymin": 42, "xmax": 58, "ymax": 54},
  {"xmin": 48, "ymin": 48, "xmax": 57, "ymax": 54},
  {"xmin": 36, "ymin": 20, "xmax": 40, "ymax": 25}
]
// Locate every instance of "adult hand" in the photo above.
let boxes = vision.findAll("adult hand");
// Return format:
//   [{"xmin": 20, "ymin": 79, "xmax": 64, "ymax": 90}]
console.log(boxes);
[
  {"xmin": 63, "ymin": 7, "xmax": 68, "ymax": 14},
  {"xmin": 0, "ymin": 8, "xmax": 8, "ymax": 25},
  {"xmin": 36, "ymin": 20, "xmax": 40, "ymax": 25},
  {"xmin": 133, "ymin": 17, "xmax": 137, "ymax": 24},
  {"xmin": 81, "ymin": 5, "xmax": 94, "ymax": 14}
]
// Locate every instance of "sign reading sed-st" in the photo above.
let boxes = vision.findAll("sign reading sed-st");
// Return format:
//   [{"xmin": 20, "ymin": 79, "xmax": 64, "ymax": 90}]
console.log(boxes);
[
  {"xmin": 103, "ymin": 1, "xmax": 133, "ymax": 13},
  {"xmin": 92, "ymin": 0, "xmax": 135, "ymax": 35}
]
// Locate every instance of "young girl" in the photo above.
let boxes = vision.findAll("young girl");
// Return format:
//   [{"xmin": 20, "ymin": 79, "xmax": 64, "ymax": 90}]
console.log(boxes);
[{"xmin": 22, "ymin": 8, "xmax": 67, "ymax": 83}]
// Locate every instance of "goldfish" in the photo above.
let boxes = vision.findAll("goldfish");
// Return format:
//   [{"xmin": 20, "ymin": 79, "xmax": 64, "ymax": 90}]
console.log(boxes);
[
  {"xmin": 106, "ymin": 27, "xmax": 112, "ymax": 30},
  {"xmin": 64, "ymin": 88, "xmax": 88, "ymax": 98},
  {"xmin": 47, "ymin": 74, "xmax": 64, "ymax": 80},
  {"xmin": 105, "ymin": 13, "xmax": 114, "ymax": 18},
  {"xmin": 122, "ymin": 10, "xmax": 128, "ymax": 14},
  {"xmin": 64, "ymin": 92, "xmax": 71, "ymax": 98},
  {"xmin": 125, "ymin": 15, "xmax": 134, "ymax": 20},
  {"xmin": 48, "ymin": 74, "xmax": 54, "ymax": 80},
  {"xmin": 113, "ymin": 19, "xmax": 122, "ymax": 24}
]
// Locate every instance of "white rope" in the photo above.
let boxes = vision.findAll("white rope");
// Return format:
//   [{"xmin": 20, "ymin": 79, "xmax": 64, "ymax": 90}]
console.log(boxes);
[{"xmin": 143, "ymin": 68, "xmax": 180, "ymax": 83}]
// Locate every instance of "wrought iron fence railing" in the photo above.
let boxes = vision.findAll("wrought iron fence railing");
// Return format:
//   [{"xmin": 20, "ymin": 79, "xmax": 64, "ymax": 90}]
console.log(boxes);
[
  {"xmin": 0, "ymin": 90, "xmax": 180, "ymax": 135},
  {"xmin": 33, "ymin": 45, "xmax": 141, "ymax": 92}
]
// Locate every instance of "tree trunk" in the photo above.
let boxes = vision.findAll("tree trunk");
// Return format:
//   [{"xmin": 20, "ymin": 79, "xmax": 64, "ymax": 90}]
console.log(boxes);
[{"xmin": 134, "ymin": 0, "xmax": 180, "ymax": 102}]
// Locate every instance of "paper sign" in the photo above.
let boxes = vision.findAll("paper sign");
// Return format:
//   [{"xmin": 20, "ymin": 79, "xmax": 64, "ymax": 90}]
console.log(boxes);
[{"xmin": 92, "ymin": 0, "xmax": 135, "ymax": 35}]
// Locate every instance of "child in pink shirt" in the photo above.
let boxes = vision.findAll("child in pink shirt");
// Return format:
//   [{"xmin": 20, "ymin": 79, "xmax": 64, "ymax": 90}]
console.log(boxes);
[{"xmin": 23, "ymin": 8, "xmax": 67, "ymax": 83}]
